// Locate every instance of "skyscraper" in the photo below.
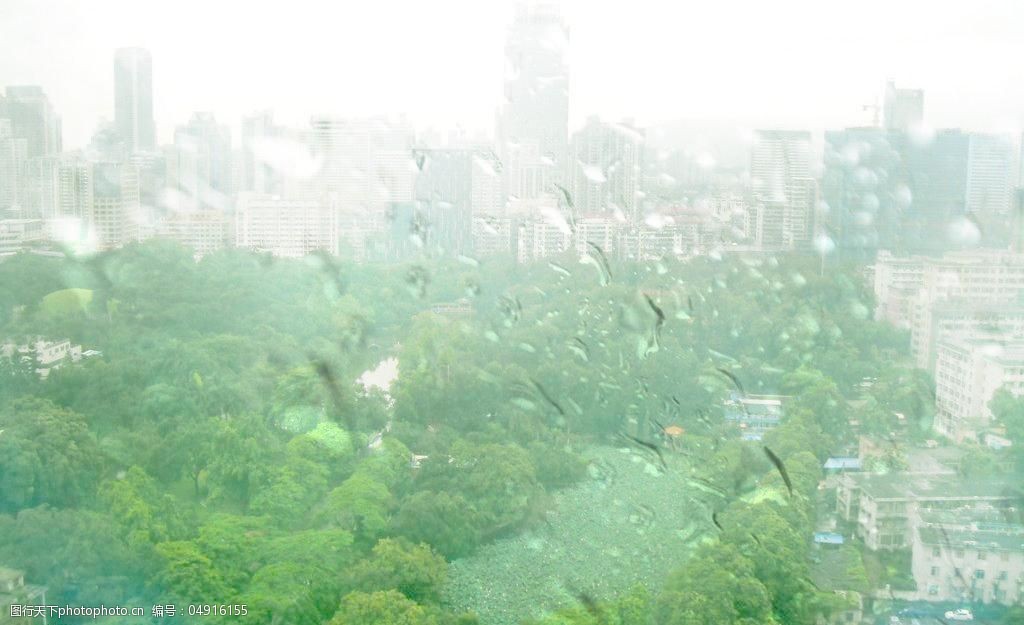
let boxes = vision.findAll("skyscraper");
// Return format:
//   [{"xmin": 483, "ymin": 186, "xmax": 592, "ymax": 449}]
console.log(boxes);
[
  {"xmin": 0, "ymin": 86, "xmax": 61, "ymax": 160},
  {"xmin": 965, "ymin": 133, "xmax": 1013, "ymax": 219},
  {"xmin": 822, "ymin": 127, "xmax": 903, "ymax": 257},
  {"xmin": 114, "ymin": 48, "xmax": 156, "ymax": 154},
  {"xmin": 87, "ymin": 160, "xmax": 140, "ymax": 250},
  {"xmin": 498, "ymin": 2, "xmax": 569, "ymax": 201},
  {"xmin": 172, "ymin": 112, "xmax": 233, "ymax": 208},
  {"xmin": 569, "ymin": 117, "xmax": 644, "ymax": 220},
  {"xmin": 0, "ymin": 120, "xmax": 28, "ymax": 212},
  {"xmin": 894, "ymin": 129, "xmax": 970, "ymax": 252},
  {"xmin": 883, "ymin": 80, "xmax": 924, "ymax": 132},
  {"xmin": 309, "ymin": 116, "xmax": 414, "ymax": 211},
  {"xmin": 241, "ymin": 111, "xmax": 283, "ymax": 195},
  {"xmin": 750, "ymin": 129, "xmax": 816, "ymax": 250}
]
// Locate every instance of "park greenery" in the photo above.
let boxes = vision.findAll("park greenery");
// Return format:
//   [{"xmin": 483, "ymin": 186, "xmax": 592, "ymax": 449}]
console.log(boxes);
[{"xmin": 0, "ymin": 240, "xmax": 938, "ymax": 625}]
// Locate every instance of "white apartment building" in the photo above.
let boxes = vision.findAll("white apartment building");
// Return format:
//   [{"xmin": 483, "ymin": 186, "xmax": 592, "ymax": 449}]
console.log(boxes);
[
  {"xmin": 934, "ymin": 336, "xmax": 1024, "ymax": 442},
  {"xmin": 235, "ymin": 193, "xmax": 338, "ymax": 258},
  {"xmin": 910, "ymin": 509, "xmax": 1024, "ymax": 606},
  {"xmin": 618, "ymin": 226, "xmax": 689, "ymax": 261},
  {"xmin": 873, "ymin": 252, "xmax": 926, "ymax": 328},
  {"xmin": 0, "ymin": 219, "xmax": 44, "ymax": 254},
  {"xmin": 836, "ymin": 472, "xmax": 1016, "ymax": 551},
  {"xmin": 86, "ymin": 161, "xmax": 140, "ymax": 251},
  {"xmin": 517, "ymin": 218, "xmax": 572, "ymax": 263},
  {"xmin": 911, "ymin": 300, "xmax": 1024, "ymax": 372},
  {"xmin": 157, "ymin": 211, "xmax": 230, "ymax": 257},
  {"xmin": 471, "ymin": 215, "xmax": 514, "ymax": 258},
  {"xmin": 1, "ymin": 337, "xmax": 88, "ymax": 379}
]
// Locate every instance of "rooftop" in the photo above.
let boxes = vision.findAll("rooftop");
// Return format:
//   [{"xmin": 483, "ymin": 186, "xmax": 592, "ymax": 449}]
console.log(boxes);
[
  {"xmin": 844, "ymin": 472, "xmax": 1016, "ymax": 502},
  {"xmin": 918, "ymin": 527, "xmax": 1024, "ymax": 552}
]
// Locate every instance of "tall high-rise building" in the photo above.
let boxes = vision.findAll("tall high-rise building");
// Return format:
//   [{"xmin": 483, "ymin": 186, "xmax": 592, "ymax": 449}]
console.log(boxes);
[
  {"xmin": 824, "ymin": 127, "xmax": 971, "ymax": 257},
  {"xmin": 404, "ymin": 149, "xmax": 484, "ymax": 256},
  {"xmin": 883, "ymin": 80, "xmax": 923, "ymax": 132},
  {"xmin": 171, "ymin": 112, "xmax": 233, "ymax": 209},
  {"xmin": 309, "ymin": 116, "xmax": 414, "ymax": 211},
  {"xmin": 569, "ymin": 117, "xmax": 644, "ymax": 220},
  {"xmin": 750, "ymin": 129, "xmax": 816, "ymax": 250},
  {"xmin": 241, "ymin": 111, "xmax": 283, "ymax": 195},
  {"xmin": 895, "ymin": 129, "xmax": 970, "ymax": 253},
  {"xmin": 114, "ymin": 48, "xmax": 156, "ymax": 153},
  {"xmin": 0, "ymin": 86, "xmax": 61, "ymax": 161},
  {"xmin": 498, "ymin": 2, "xmax": 569, "ymax": 201},
  {"xmin": 965, "ymin": 132, "xmax": 1013, "ymax": 221},
  {"xmin": 0, "ymin": 119, "xmax": 28, "ymax": 212},
  {"xmin": 235, "ymin": 193, "xmax": 337, "ymax": 258},
  {"xmin": 823, "ymin": 127, "xmax": 903, "ymax": 258},
  {"xmin": 26, "ymin": 152, "xmax": 90, "ymax": 219},
  {"xmin": 86, "ymin": 160, "xmax": 140, "ymax": 250}
]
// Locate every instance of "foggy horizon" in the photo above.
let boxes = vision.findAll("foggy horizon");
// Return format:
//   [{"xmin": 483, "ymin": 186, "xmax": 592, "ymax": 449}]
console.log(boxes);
[{"xmin": 4, "ymin": 0, "xmax": 1024, "ymax": 149}]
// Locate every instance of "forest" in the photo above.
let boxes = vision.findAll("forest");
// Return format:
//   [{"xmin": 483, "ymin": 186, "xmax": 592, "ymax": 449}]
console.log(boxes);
[{"xmin": 0, "ymin": 241, "xmax": 943, "ymax": 625}]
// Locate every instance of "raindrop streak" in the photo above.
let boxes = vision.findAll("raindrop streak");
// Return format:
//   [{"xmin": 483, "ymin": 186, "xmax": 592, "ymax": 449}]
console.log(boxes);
[
  {"xmin": 582, "ymin": 241, "xmax": 612, "ymax": 286},
  {"xmin": 762, "ymin": 446, "xmax": 793, "ymax": 496}
]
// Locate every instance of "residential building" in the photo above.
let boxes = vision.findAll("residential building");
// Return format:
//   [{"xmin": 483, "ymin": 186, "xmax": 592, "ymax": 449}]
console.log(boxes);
[
  {"xmin": 723, "ymin": 393, "xmax": 787, "ymax": 441},
  {"xmin": 835, "ymin": 472, "xmax": 1016, "ymax": 551},
  {"xmin": 934, "ymin": 336, "xmax": 1024, "ymax": 441},
  {"xmin": 872, "ymin": 251, "xmax": 926, "ymax": 327},
  {"xmin": 874, "ymin": 250, "xmax": 1024, "ymax": 340},
  {"xmin": 0, "ymin": 219, "xmax": 44, "ymax": 255},
  {"xmin": 910, "ymin": 508, "xmax": 1024, "ymax": 605},
  {"xmin": 24, "ymin": 152, "xmax": 90, "ymax": 219},
  {"xmin": 86, "ymin": 161, "xmax": 140, "ymax": 250},
  {"xmin": 471, "ymin": 215, "xmax": 514, "ymax": 258},
  {"xmin": 0, "ymin": 566, "xmax": 46, "ymax": 625},
  {"xmin": 1, "ymin": 337, "xmax": 87, "ymax": 379},
  {"xmin": 912, "ymin": 299, "xmax": 1024, "ymax": 372},
  {"xmin": 235, "ymin": 193, "xmax": 337, "ymax": 258},
  {"xmin": 157, "ymin": 211, "xmax": 230, "ymax": 257},
  {"xmin": 517, "ymin": 217, "xmax": 572, "ymax": 262}
]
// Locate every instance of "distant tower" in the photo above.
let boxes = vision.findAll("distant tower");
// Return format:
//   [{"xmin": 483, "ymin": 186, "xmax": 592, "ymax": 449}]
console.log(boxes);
[
  {"xmin": 966, "ymin": 133, "xmax": 1013, "ymax": 218},
  {"xmin": 497, "ymin": 2, "xmax": 569, "ymax": 201},
  {"xmin": 0, "ymin": 85, "xmax": 61, "ymax": 160},
  {"xmin": 883, "ymin": 80, "xmax": 923, "ymax": 132},
  {"xmin": 114, "ymin": 48, "xmax": 156, "ymax": 154},
  {"xmin": 569, "ymin": 117, "xmax": 644, "ymax": 221},
  {"xmin": 750, "ymin": 130, "xmax": 817, "ymax": 250},
  {"xmin": 172, "ymin": 112, "xmax": 233, "ymax": 207}
]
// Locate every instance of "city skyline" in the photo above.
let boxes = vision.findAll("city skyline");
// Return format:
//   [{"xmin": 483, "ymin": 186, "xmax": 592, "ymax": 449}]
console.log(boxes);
[{"xmin": 3, "ymin": 0, "xmax": 1024, "ymax": 149}]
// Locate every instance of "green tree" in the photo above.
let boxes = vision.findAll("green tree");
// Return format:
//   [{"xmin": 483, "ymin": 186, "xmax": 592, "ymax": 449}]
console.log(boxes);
[
  {"xmin": 316, "ymin": 472, "xmax": 391, "ymax": 543},
  {"xmin": 347, "ymin": 538, "xmax": 447, "ymax": 604},
  {"xmin": 0, "ymin": 397, "xmax": 103, "ymax": 512},
  {"xmin": 390, "ymin": 491, "xmax": 481, "ymax": 559},
  {"xmin": 329, "ymin": 590, "xmax": 439, "ymax": 625}
]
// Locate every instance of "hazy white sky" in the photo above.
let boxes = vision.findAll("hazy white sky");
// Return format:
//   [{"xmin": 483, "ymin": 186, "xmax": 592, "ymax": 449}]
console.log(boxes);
[{"xmin": 2, "ymin": 0, "xmax": 1023, "ymax": 149}]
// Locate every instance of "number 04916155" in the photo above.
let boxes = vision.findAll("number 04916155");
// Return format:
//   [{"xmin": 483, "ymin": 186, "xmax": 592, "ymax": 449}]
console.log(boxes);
[{"xmin": 187, "ymin": 605, "xmax": 248, "ymax": 616}]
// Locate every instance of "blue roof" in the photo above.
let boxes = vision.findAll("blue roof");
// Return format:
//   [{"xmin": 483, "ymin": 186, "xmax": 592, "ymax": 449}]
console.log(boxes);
[
  {"xmin": 824, "ymin": 457, "xmax": 862, "ymax": 470},
  {"xmin": 814, "ymin": 532, "xmax": 845, "ymax": 545}
]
